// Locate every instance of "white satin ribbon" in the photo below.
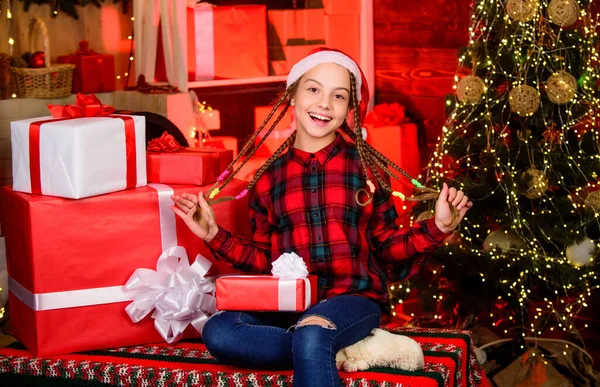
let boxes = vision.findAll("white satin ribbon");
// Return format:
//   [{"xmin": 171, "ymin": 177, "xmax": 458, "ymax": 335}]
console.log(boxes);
[
  {"xmin": 8, "ymin": 277, "xmax": 136, "ymax": 311},
  {"xmin": 277, "ymin": 278, "xmax": 311, "ymax": 311},
  {"xmin": 193, "ymin": 5, "xmax": 215, "ymax": 80},
  {"xmin": 125, "ymin": 246, "xmax": 216, "ymax": 343},
  {"xmin": 148, "ymin": 183, "xmax": 178, "ymax": 250}
]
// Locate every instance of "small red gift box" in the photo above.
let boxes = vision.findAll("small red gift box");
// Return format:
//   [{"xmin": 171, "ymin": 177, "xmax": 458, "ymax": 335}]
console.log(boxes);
[
  {"xmin": 147, "ymin": 147, "xmax": 233, "ymax": 186},
  {"xmin": 216, "ymin": 275, "xmax": 318, "ymax": 312},
  {"xmin": 0, "ymin": 180, "xmax": 251, "ymax": 356},
  {"xmin": 57, "ymin": 41, "xmax": 115, "ymax": 94}
]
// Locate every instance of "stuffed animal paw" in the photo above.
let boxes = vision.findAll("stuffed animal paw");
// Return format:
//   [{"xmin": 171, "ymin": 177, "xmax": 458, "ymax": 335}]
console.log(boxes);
[{"xmin": 336, "ymin": 328, "xmax": 425, "ymax": 372}]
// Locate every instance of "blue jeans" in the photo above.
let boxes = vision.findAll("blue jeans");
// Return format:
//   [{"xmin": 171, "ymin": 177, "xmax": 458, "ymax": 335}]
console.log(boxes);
[{"xmin": 202, "ymin": 294, "xmax": 381, "ymax": 387}]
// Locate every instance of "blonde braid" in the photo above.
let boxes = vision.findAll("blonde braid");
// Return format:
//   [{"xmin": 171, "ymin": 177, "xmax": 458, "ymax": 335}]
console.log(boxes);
[
  {"xmin": 345, "ymin": 77, "xmax": 460, "ymax": 226},
  {"xmin": 203, "ymin": 81, "xmax": 300, "ymax": 206},
  {"xmin": 248, "ymin": 130, "xmax": 297, "ymax": 191}
]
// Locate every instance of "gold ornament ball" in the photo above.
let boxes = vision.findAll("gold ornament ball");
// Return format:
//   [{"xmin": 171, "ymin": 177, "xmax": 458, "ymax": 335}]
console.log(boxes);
[
  {"xmin": 483, "ymin": 229, "xmax": 527, "ymax": 252},
  {"xmin": 506, "ymin": 0, "xmax": 540, "ymax": 22},
  {"xmin": 548, "ymin": 0, "xmax": 580, "ymax": 27},
  {"xmin": 565, "ymin": 238, "xmax": 596, "ymax": 267},
  {"xmin": 585, "ymin": 191, "xmax": 600, "ymax": 212},
  {"xmin": 546, "ymin": 71, "xmax": 577, "ymax": 104},
  {"xmin": 509, "ymin": 85, "xmax": 540, "ymax": 116},
  {"xmin": 521, "ymin": 167, "xmax": 548, "ymax": 199},
  {"xmin": 457, "ymin": 75, "xmax": 486, "ymax": 104}
]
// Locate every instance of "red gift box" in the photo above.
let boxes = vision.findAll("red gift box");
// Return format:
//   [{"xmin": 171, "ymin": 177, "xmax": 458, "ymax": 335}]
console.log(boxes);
[
  {"xmin": 147, "ymin": 148, "xmax": 233, "ymax": 186},
  {"xmin": 57, "ymin": 42, "xmax": 115, "ymax": 94},
  {"xmin": 216, "ymin": 275, "xmax": 318, "ymax": 312},
  {"xmin": 0, "ymin": 180, "xmax": 251, "ymax": 356}
]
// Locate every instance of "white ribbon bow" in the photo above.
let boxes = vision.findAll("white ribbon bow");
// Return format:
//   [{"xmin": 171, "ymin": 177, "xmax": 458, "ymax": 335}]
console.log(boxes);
[
  {"xmin": 125, "ymin": 246, "xmax": 216, "ymax": 343},
  {"xmin": 271, "ymin": 252, "xmax": 308, "ymax": 279}
]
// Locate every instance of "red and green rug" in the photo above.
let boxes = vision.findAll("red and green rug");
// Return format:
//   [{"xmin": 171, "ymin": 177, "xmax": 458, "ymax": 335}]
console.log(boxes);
[{"xmin": 0, "ymin": 327, "xmax": 489, "ymax": 386}]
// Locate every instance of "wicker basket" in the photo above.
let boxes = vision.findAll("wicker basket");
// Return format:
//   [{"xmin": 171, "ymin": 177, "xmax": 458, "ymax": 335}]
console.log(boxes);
[
  {"xmin": 0, "ymin": 53, "xmax": 10, "ymax": 99},
  {"xmin": 10, "ymin": 17, "xmax": 75, "ymax": 99}
]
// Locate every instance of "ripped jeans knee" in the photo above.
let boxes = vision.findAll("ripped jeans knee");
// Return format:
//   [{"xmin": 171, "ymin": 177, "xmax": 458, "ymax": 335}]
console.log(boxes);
[{"xmin": 296, "ymin": 315, "xmax": 337, "ymax": 330}]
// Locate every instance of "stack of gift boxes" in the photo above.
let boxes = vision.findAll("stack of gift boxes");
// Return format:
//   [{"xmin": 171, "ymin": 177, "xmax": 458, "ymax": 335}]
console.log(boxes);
[
  {"xmin": 156, "ymin": 0, "xmax": 362, "ymax": 81},
  {"xmin": 268, "ymin": 0, "xmax": 361, "ymax": 76},
  {"xmin": 0, "ymin": 94, "xmax": 318, "ymax": 357}
]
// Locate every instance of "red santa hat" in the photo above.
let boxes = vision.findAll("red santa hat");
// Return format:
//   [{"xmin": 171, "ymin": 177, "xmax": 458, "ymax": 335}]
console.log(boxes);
[{"xmin": 286, "ymin": 47, "xmax": 370, "ymax": 126}]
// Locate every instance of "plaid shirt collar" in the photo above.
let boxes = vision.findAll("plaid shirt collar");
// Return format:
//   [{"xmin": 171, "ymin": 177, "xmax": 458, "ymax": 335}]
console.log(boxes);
[{"xmin": 289, "ymin": 132, "xmax": 345, "ymax": 167}]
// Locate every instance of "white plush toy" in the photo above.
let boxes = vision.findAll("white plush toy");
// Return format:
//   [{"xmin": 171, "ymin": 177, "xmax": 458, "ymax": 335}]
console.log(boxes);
[{"xmin": 336, "ymin": 328, "xmax": 425, "ymax": 372}]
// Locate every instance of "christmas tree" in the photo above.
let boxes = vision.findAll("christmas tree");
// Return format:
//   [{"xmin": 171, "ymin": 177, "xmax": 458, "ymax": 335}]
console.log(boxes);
[{"xmin": 399, "ymin": 0, "xmax": 600, "ymax": 344}]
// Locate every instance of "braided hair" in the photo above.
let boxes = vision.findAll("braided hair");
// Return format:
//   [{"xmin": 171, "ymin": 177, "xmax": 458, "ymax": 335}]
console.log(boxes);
[{"xmin": 195, "ymin": 70, "xmax": 460, "ymax": 229}]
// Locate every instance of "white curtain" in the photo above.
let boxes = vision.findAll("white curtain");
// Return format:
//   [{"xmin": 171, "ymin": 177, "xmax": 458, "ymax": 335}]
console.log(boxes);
[{"xmin": 134, "ymin": 0, "xmax": 188, "ymax": 92}]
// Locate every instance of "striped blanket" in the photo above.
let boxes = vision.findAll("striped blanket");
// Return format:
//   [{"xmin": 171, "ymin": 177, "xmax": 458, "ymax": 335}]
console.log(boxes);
[{"xmin": 0, "ymin": 327, "xmax": 490, "ymax": 386}]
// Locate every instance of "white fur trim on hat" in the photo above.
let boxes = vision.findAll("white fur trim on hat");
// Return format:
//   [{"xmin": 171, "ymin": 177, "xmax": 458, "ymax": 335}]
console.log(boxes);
[{"xmin": 286, "ymin": 51, "xmax": 362, "ymax": 102}]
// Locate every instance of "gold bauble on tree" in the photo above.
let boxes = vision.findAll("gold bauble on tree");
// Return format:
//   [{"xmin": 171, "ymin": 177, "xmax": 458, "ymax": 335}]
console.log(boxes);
[
  {"xmin": 521, "ymin": 167, "xmax": 549, "ymax": 199},
  {"xmin": 585, "ymin": 191, "xmax": 600, "ymax": 212},
  {"xmin": 509, "ymin": 85, "xmax": 541, "ymax": 116},
  {"xmin": 548, "ymin": 0, "xmax": 580, "ymax": 27},
  {"xmin": 506, "ymin": 0, "xmax": 540, "ymax": 22},
  {"xmin": 457, "ymin": 75, "xmax": 486, "ymax": 104},
  {"xmin": 483, "ymin": 229, "xmax": 527, "ymax": 252},
  {"xmin": 545, "ymin": 70, "xmax": 577, "ymax": 104}
]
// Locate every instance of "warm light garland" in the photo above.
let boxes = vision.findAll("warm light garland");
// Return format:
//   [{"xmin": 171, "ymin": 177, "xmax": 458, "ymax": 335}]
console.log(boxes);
[{"xmin": 390, "ymin": 0, "xmax": 600, "ymax": 347}]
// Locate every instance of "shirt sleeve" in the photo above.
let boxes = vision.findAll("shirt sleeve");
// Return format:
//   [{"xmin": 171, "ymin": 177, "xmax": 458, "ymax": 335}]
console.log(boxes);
[
  {"xmin": 205, "ymin": 187, "xmax": 274, "ymax": 274},
  {"xmin": 370, "ymin": 180, "xmax": 448, "ymax": 278}
]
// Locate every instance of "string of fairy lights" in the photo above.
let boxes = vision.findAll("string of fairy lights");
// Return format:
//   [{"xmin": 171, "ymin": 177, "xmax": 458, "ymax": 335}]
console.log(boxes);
[
  {"xmin": 2, "ymin": 0, "xmax": 135, "ymax": 94},
  {"xmin": 390, "ymin": 0, "xmax": 600, "ymax": 356}
]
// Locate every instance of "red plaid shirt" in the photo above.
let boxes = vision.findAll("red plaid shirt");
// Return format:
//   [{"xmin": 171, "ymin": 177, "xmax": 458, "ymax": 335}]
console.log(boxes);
[{"xmin": 207, "ymin": 134, "xmax": 448, "ymax": 304}]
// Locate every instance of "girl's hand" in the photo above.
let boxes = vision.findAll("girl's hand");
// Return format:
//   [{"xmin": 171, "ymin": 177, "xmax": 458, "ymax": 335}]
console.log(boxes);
[
  {"xmin": 170, "ymin": 192, "xmax": 219, "ymax": 242},
  {"xmin": 434, "ymin": 183, "xmax": 473, "ymax": 234}
]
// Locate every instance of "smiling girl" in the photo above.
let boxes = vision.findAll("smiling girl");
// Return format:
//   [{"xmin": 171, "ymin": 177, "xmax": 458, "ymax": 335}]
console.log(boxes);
[{"xmin": 171, "ymin": 48, "xmax": 472, "ymax": 387}]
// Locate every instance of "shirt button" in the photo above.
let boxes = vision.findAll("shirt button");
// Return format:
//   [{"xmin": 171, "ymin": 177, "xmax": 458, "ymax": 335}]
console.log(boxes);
[
  {"xmin": 312, "ymin": 188, "xmax": 317, "ymax": 193},
  {"xmin": 311, "ymin": 166, "xmax": 317, "ymax": 172},
  {"xmin": 317, "ymin": 236, "xmax": 322, "ymax": 241},
  {"xmin": 313, "ymin": 212, "xmax": 319, "ymax": 218},
  {"xmin": 310, "ymin": 154, "xmax": 315, "ymax": 158}
]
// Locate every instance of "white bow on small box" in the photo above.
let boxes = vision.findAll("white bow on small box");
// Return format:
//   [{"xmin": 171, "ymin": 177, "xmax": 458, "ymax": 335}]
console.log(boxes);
[{"xmin": 125, "ymin": 246, "xmax": 216, "ymax": 343}]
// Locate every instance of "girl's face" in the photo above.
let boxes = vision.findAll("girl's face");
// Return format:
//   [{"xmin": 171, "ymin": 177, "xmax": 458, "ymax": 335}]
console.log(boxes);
[{"xmin": 292, "ymin": 62, "xmax": 351, "ymax": 151}]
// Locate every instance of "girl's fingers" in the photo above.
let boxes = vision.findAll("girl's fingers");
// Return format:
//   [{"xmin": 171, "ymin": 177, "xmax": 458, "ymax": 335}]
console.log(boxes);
[
  {"xmin": 447, "ymin": 187, "xmax": 458, "ymax": 203},
  {"xmin": 457, "ymin": 195, "xmax": 469, "ymax": 210},
  {"xmin": 179, "ymin": 193, "xmax": 199, "ymax": 207},
  {"xmin": 170, "ymin": 205, "xmax": 187, "ymax": 219},
  {"xmin": 198, "ymin": 193, "xmax": 214, "ymax": 217},
  {"xmin": 452, "ymin": 191, "xmax": 464, "ymax": 207}
]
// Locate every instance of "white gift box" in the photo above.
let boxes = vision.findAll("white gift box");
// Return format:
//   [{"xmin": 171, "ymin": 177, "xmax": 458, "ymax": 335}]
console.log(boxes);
[{"xmin": 11, "ymin": 115, "xmax": 147, "ymax": 199}]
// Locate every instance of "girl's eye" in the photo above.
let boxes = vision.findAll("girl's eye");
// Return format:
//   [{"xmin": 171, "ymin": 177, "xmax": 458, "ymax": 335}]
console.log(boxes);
[
  {"xmin": 308, "ymin": 87, "xmax": 318, "ymax": 93},
  {"xmin": 334, "ymin": 94, "xmax": 346, "ymax": 100}
]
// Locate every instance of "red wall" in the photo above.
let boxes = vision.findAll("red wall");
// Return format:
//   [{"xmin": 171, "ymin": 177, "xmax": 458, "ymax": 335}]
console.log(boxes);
[{"xmin": 373, "ymin": 0, "xmax": 471, "ymax": 165}]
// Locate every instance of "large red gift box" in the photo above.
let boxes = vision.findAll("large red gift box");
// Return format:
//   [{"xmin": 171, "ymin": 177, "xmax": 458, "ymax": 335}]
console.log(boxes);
[
  {"xmin": 147, "ymin": 148, "xmax": 233, "ymax": 186},
  {"xmin": 186, "ymin": 4, "xmax": 268, "ymax": 80},
  {"xmin": 57, "ymin": 43, "xmax": 115, "ymax": 94},
  {"xmin": 0, "ymin": 180, "xmax": 251, "ymax": 356},
  {"xmin": 216, "ymin": 275, "xmax": 318, "ymax": 312}
]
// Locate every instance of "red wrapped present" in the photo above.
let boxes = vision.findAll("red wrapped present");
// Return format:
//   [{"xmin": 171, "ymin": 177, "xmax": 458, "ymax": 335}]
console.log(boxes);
[
  {"xmin": 268, "ymin": 9, "xmax": 325, "ymax": 45},
  {"xmin": 365, "ymin": 103, "xmax": 420, "ymax": 225},
  {"xmin": 0, "ymin": 180, "xmax": 251, "ymax": 356},
  {"xmin": 323, "ymin": 0, "xmax": 361, "ymax": 14},
  {"xmin": 325, "ymin": 13, "xmax": 360, "ymax": 61},
  {"xmin": 186, "ymin": 4, "xmax": 268, "ymax": 80},
  {"xmin": 147, "ymin": 132, "xmax": 233, "ymax": 185},
  {"xmin": 10, "ymin": 94, "xmax": 146, "ymax": 199},
  {"xmin": 216, "ymin": 275, "xmax": 318, "ymax": 312},
  {"xmin": 57, "ymin": 41, "xmax": 115, "ymax": 94}
]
